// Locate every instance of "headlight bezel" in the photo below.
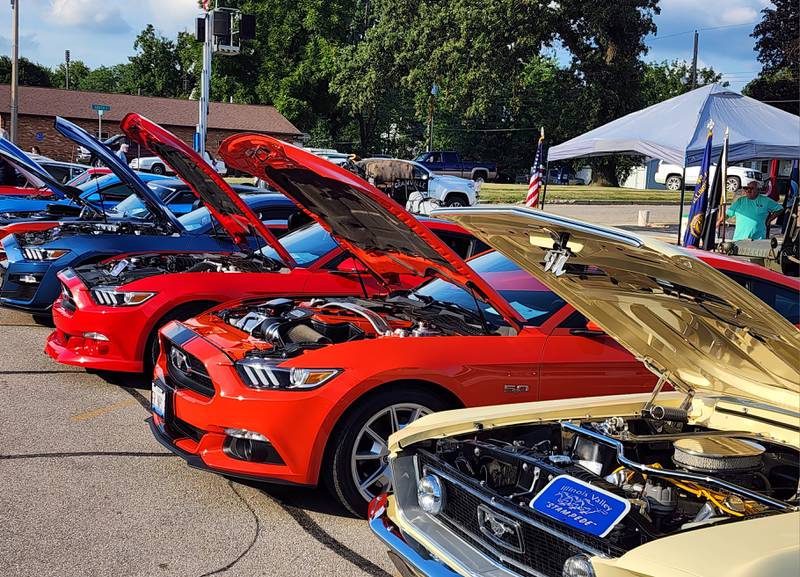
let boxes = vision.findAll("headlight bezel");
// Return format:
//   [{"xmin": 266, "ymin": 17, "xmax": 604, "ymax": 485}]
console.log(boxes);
[
  {"xmin": 417, "ymin": 473, "xmax": 445, "ymax": 515},
  {"xmin": 89, "ymin": 288, "xmax": 156, "ymax": 307},
  {"xmin": 22, "ymin": 247, "xmax": 70, "ymax": 261},
  {"xmin": 235, "ymin": 358, "xmax": 340, "ymax": 391}
]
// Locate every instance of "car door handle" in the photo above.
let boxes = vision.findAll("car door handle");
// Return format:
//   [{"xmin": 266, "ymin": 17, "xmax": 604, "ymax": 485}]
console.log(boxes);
[{"xmin": 569, "ymin": 328, "xmax": 605, "ymax": 337}]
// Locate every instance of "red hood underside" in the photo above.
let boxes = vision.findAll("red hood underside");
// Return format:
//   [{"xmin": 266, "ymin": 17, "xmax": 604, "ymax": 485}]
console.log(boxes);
[{"xmin": 218, "ymin": 134, "xmax": 524, "ymax": 330}]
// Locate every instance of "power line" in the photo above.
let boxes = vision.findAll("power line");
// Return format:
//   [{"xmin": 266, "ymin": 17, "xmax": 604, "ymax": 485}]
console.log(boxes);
[{"xmin": 648, "ymin": 21, "xmax": 757, "ymax": 42}]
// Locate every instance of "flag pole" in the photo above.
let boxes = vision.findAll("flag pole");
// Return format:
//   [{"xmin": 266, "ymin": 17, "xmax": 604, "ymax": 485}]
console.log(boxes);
[
  {"xmin": 540, "ymin": 159, "xmax": 549, "ymax": 210},
  {"xmin": 677, "ymin": 166, "xmax": 687, "ymax": 244},
  {"xmin": 719, "ymin": 127, "xmax": 729, "ymax": 243}
]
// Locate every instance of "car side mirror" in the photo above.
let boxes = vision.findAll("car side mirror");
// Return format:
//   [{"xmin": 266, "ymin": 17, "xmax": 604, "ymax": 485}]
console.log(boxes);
[{"xmin": 335, "ymin": 257, "xmax": 368, "ymax": 274}]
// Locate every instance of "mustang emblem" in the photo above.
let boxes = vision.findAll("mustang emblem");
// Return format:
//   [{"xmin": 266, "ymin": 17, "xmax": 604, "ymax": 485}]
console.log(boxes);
[
  {"xmin": 477, "ymin": 505, "xmax": 524, "ymax": 553},
  {"xmin": 170, "ymin": 347, "xmax": 191, "ymax": 374}
]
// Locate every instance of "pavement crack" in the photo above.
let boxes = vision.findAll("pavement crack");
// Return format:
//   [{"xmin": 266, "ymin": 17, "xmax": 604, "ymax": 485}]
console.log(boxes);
[
  {"xmin": 198, "ymin": 481, "xmax": 261, "ymax": 577},
  {"xmin": 122, "ymin": 386, "xmax": 152, "ymax": 411},
  {"xmin": 273, "ymin": 496, "xmax": 392, "ymax": 577},
  {"xmin": 0, "ymin": 451, "xmax": 172, "ymax": 460}
]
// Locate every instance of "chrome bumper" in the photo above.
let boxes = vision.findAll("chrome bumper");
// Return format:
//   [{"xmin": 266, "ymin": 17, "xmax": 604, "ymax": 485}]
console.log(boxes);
[{"xmin": 369, "ymin": 512, "xmax": 461, "ymax": 577}]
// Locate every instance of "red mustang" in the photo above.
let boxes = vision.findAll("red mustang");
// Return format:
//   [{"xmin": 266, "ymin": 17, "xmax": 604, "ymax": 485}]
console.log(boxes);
[
  {"xmin": 46, "ymin": 115, "xmax": 484, "ymax": 374},
  {"xmin": 150, "ymin": 135, "xmax": 800, "ymax": 515}
]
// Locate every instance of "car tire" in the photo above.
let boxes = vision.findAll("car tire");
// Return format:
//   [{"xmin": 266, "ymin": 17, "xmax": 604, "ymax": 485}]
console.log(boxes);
[
  {"xmin": 473, "ymin": 170, "xmax": 488, "ymax": 184},
  {"xmin": 665, "ymin": 175, "xmax": 683, "ymax": 191},
  {"xmin": 444, "ymin": 193, "xmax": 470, "ymax": 207},
  {"xmin": 143, "ymin": 301, "xmax": 218, "ymax": 376},
  {"xmin": 151, "ymin": 164, "xmax": 166, "ymax": 175},
  {"xmin": 324, "ymin": 386, "xmax": 452, "ymax": 516},
  {"xmin": 726, "ymin": 176, "xmax": 741, "ymax": 194}
]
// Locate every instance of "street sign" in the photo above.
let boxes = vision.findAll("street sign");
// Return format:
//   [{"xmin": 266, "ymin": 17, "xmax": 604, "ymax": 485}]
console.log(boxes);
[
  {"xmin": 91, "ymin": 104, "xmax": 111, "ymax": 112},
  {"xmin": 35, "ymin": 132, "xmax": 44, "ymax": 142}
]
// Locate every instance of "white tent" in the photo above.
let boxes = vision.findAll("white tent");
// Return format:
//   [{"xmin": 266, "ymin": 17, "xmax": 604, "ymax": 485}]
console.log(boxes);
[{"xmin": 548, "ymin": 84, "xmax": 800, "ymax": 167}]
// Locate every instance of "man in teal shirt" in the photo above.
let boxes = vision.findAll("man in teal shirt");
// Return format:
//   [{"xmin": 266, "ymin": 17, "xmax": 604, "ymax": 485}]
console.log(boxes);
[{"xmin": 723, "ymin": 182, "xmax": 783, "ymax": 241}]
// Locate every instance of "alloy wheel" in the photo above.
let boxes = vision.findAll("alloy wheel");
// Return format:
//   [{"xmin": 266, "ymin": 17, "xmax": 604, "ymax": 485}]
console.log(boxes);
[{"xmin": 350, "ymin": 403, "xmax": 431, "ymax": 502}]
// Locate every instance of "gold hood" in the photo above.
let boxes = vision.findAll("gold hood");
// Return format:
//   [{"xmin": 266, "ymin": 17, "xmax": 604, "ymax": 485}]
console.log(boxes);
[{"xmin": 434, "ymin": 207, "xmax": 800, "ymax": 412}]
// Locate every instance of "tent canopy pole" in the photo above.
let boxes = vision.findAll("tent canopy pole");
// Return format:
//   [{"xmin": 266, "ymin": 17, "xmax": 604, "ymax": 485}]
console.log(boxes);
[
  {"xmin": 540, "ymin": 159, "xmax": 550, "ymax": 210},
  {"xmin": 677, "ymin": 166, "xmax": 687, "ymax": 244}
]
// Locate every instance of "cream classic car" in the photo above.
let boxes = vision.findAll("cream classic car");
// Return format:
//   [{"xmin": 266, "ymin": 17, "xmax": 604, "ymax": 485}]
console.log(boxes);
[{"xmin": 368, "ymin": 207, "xmax": 799, "ymax": 577}]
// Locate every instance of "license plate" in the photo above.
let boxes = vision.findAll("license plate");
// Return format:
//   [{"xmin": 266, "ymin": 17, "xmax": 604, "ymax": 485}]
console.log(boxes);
[
  {"xmin": 530, "ymin": 475, "xmax": 630, "ymax": 538},
  {"xmin": 151, "ymin": 381, "xmax": 167, "ymax": 417}
]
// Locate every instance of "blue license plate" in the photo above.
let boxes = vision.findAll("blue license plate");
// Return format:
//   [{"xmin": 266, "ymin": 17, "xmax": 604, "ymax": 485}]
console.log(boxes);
[{"xmin": 530, "ymin": 475, "xmax": 630, "ymax": 538}]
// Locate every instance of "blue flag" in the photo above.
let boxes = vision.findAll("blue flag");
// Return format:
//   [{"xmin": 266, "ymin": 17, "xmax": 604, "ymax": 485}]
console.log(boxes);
[
  {"xmin": 782, "ymin": 159, "xmax": 798, "ymax": 234},
  {"xmin": 683, "ymin": 128, "xmax": 713, "ymax": 247}
]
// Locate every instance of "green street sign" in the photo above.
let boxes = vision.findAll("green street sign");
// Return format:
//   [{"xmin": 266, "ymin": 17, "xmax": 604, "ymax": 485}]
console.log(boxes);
[{"xmin": 91, "ymin": 104, "xmax": 111, "ymax": 112}]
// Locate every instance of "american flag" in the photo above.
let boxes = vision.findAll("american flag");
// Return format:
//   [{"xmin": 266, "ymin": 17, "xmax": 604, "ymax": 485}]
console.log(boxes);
[{"xmin": 526, "ymin": 128, "xmax": 545, "ymax": 208}]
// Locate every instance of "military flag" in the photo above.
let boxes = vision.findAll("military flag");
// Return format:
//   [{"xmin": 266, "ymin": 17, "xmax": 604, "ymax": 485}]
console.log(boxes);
[{"xmin": 683, "ymin": 121, "xmax": 713, "ymax": 248}]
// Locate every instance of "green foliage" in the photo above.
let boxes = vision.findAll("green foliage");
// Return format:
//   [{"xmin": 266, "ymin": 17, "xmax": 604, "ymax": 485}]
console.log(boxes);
[
  {"xmin": 51, "ymin": 60, "xmax": 91, "ymax": 90},
  {"xmin": 0, "ymin": 56, "xmax": 52, "ymax": 87},
  {"xmin": 744, "ymin": 0, "xmax": 799, "ymax": 114},
  {"xmin": 642, "ymin": 61, "xmax": 724, "ymax": 107},
  {"xmin": 124, "ymin": 25, "xmax": 187, "ymax": 97}
]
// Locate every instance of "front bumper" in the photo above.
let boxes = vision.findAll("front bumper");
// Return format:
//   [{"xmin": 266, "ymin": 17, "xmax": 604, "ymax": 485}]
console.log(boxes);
[
  {"xmin": 46, "ymin": 274, "xmax": 148, "ymax": 373},
  {"xmin": 369, "ymin": 500, "xmax": 461, "ymax": 577},
  {"xmin": 147, "ymin": 322, "xmax": 334, "ymax": 487}
]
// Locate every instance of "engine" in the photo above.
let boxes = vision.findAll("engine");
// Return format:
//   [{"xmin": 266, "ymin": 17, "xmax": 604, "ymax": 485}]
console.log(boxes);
[
  {"xmin": 218, "ymin": 296, "xmax": 485, "ymax": 359},
  {"xmin": 424, "ymin": 415, "xmax": 799, "ymax": 549},
  {"xmin": 18, "ymin": 221, "xmax": 168, "ymax": 245},
  {"xmin": 75, "ymin": 252, "xmax": 280, "ymax": 288}
]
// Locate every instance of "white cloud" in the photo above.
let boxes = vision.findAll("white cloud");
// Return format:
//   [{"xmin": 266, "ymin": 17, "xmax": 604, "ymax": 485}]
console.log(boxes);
[
  {"xmin": 719, "ymin": 6, "xmax": 758, "ymax": 25},
  {"xmin": 47, "ymin": 0, "xmax": 131, "ymax": 33},
  {"xmin": 658, "ymin": 0, "xmax": 764, "ymax": 27},
  {"xmin": 142, "ymin": 0, "xmax": 199, "ymax": 35}
]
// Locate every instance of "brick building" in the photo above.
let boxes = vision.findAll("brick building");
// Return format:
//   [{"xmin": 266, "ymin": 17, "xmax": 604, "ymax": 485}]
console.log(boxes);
[{"xmin": 0, "ymin": 85, "xmax": 302, "ymax": 162}]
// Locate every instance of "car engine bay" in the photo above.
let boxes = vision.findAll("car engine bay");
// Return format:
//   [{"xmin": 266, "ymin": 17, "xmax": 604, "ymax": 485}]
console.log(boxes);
[
  {"xmin": 74, "ymin": 252, "xmax": 283, "ymax": 287},
  {"xmin": 420, "ymin": 413, "xmax": 799, "ymax": 551},
  {"xmin": 17, "ymin": 221, "xmax": 172, "ymax": 245},
  {"xmin": 218, "ymin": 295, "xmax": 500, "ymax": 359}
]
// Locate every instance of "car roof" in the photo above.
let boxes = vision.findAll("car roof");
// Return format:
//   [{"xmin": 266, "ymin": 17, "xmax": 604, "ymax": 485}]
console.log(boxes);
[{"xmin": 691, "ymin": 249, "xmax": 800, "ymax": 289}]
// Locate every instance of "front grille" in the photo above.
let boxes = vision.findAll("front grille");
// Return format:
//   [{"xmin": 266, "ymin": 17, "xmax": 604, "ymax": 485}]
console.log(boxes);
[
  {"xmin": 169, "ymin": 415, "xmax": 205, "ymax": 443},
  {"xmin": 4, "ymin": 281, "xmax": 38, "ymax": 301},
  {"xmin": 60, "ymin": 283, "xmax": 76, "ymax": 313},
  {"xmin": 417, "ymin": 452, "xmax": 625, "ymax": 577},
  {"xmin": 164, "ymin": 340, "xmax": 215, "ymax": 398}
]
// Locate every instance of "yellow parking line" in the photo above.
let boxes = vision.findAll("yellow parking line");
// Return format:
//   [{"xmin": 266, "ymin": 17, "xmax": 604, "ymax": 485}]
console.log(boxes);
[{"xmin": 71, "ymin": 399, "xmax": 138, "ymax": 422}]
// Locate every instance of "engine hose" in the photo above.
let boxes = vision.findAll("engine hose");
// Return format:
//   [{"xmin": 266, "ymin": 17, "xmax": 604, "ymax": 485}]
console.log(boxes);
[
  {"xmin": 286, "ymin": 324, "xmax": 331, "ymax": 344},
  {"xmin": 642, "ymin": 405, "xmax": 688, "ymax": 422}
]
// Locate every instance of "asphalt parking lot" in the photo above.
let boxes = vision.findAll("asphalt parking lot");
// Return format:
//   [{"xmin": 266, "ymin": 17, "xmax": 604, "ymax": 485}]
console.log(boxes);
[{"xmin": 0, "ymin": 308, "xmax": 395, "ymax": 577}]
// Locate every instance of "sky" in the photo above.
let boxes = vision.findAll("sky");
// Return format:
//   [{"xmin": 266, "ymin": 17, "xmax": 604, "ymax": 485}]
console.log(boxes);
[{"xmin": 0, "ymin": 0, "xmax": 772, "ymax": 91}]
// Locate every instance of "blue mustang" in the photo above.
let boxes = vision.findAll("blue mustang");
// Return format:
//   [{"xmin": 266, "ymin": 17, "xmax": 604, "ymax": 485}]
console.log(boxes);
[
  {"xmin": 0, "ymin": 117, "xmax": 295, "ymax": 317},
  {"xmin": 0, "ymin": 147, "xmax": 174, "ymax": 225}
]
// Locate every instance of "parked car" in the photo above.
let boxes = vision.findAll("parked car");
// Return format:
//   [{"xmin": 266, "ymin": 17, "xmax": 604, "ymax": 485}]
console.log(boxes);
[
  {"xmin": 65, "ymin": 167, "xmax": 112, "ymax": 187},
  {"xmin": 36, "ymin": 159, "xmax": 91, "ymax": 184},
  {"xmin": 370, "ymin": 206, "xmax": 799, "ymax": 577},
  {"xmin": 0, "ymin": 147, "xmax": 169, "ymax": 226},
  {"xmin": 655, "ymin": 161, "xmax": 762, "ymax": 193},
  {"xmin": 146, "ymin": 135, "xmax": 798, "ymax": 516},
  {"xmin": 130, "ymin": 151, "xmax": 227, "ymax": 176},
  {"xmin": 0, "ymin": 117, "xmax": 264, "ymax": 318},
  {"xmin": 359, "ymin": 158, "xmax": 479, "ymax": 208},
  {"xmin": 76, "ymin": 134, "xmax": 150, "ymax": 165},
  {"xmin": 414, "ymin": 150, "xmax": 497, "ymax": 182}
]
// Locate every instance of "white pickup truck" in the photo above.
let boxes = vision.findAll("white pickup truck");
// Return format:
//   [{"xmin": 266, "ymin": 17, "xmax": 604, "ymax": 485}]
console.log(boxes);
[
  {"xmin": 129, "ymin": 151, "xmax": 227, "ymax": 176},
  {"xmin": 655, "ymin": 161, "xmax": 762, "ymax": 193}
]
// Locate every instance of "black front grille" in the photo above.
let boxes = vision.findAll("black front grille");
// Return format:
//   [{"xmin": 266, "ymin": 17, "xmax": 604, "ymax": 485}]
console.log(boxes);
[
  {"xmin": 169, "ymin": 415, "xmax": 205, "ymax": 443},
  {"xmin": 164, "ymin": 340, "xmax": 215, "ymax": 398},
  {"xmin": 418, "ymin": 452, "xmax": 625, "ymax": 577},
  {"xmin": 5, "ymin": 281, "xmax": 38, "ymax": 301},
  {"xmin": 60, "ymin": 283, "xmax": 76, "ymax": 313}
]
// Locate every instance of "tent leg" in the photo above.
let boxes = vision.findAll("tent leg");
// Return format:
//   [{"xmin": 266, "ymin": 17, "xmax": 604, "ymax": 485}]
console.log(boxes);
[
  {"xmin": 540, "ymin": 160, "xmax": 550, "ymax": 210},
  {"xmin": 676, "ymin": 167, "xmax": 687, "ymax": 245}
]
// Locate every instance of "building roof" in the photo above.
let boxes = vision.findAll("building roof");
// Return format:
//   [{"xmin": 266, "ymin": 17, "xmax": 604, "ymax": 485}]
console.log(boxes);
[{"xmin": 0, "ymin": 84, "xmax": 302, "ymax": 137}]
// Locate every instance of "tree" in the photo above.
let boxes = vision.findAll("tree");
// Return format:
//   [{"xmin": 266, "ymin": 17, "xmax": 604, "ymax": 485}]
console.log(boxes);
[
  {"xmin": 123, "ymin": 25, "xmax": 184, "ymax": 97},
  {"xmin": 79, "ymin": 64, "xmax": 131, "ymax": 93},
  {"xmin": 744, "ymin": 0, "xmax": 799, "ymax": 114},
  {"xmin": 642, "ymin": 60, "xmax": 723, "ymax": 107},
  {"xmin": 51, "ymin": 60, "xmax": 91, "ymax": 90},
  {"xmin": 553, "ymin": 0, "xmax": 660, "ymax": 186},
  {"xmin": 0, "ymin": 56, "xmax": 52, "ymax": 87}
]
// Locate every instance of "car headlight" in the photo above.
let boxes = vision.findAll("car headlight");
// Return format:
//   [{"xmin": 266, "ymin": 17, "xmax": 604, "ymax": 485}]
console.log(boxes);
[
  {"xmin": 90, "ymin": 288, "xmax": 156, "ymax": 306},
  {"xmin": 235, "ymin": 358, "xmax": 340, "ymax": 390},
  {"xmin": 563, "ymin": 554, "xmax": 596, "ymax": 577},
  {"xmin": 22, "ymin": 247, "xmax": 70, "ymax": 261},
  {"xmin": 418, "ymin": 474, "xmax": 445, "ymax": 515}
]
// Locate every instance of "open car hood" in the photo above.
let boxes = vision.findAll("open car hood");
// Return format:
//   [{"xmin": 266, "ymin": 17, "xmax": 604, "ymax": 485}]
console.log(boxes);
[
  {"xmin": 53, "ymin": 117, "xmax": 184, "ymax": 232},
  {"xmin": 120, "ymin": 114, "xmax": 293, "ymax": 264},
  {"xmin": 436, "ymin": 207, "xmax": 800, "ymax": 412},
  {"xmin": 219, "ymin": 134, "xmax": 523, "ymax": 329},
  {"xmin": 0, "ymin": 146, "xmax": 101, "ymax": 210}
]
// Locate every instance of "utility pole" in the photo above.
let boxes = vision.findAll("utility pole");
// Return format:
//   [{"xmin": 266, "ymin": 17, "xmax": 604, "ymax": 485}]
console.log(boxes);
[
  {"xmin": 10, "ymin": 0, "xmax": 20, "ymax": 143},
  {"xmin": 690, "ymin": 30, "xmax": 698, "ymax": 90},
  {"xmin": 197, "ymin": 5, "xmax": 213, "ymax": 158},
  {"xmin": 428, "ymin": 83, "xmax": 439, "ymax": 152},
  {"xmin": 65, "ymin": 50, "xmax": 71, "ymax": 90}
]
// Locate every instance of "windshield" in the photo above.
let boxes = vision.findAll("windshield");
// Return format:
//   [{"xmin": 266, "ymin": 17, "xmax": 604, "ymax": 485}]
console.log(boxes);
[
  {"xmin": 106, "ymin": 194, "xmax": 149, "ymax": 218},
  {"xmin": 178, "ymin": 205, "xmax": 214, "ymax": 232},
  {"xmin": 259, "ymin": 223, "xmax": 337, "ymax": 266},
  {"xmin": 412, "ymin": 251, "xmax": 565, "ymax": 326}
]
